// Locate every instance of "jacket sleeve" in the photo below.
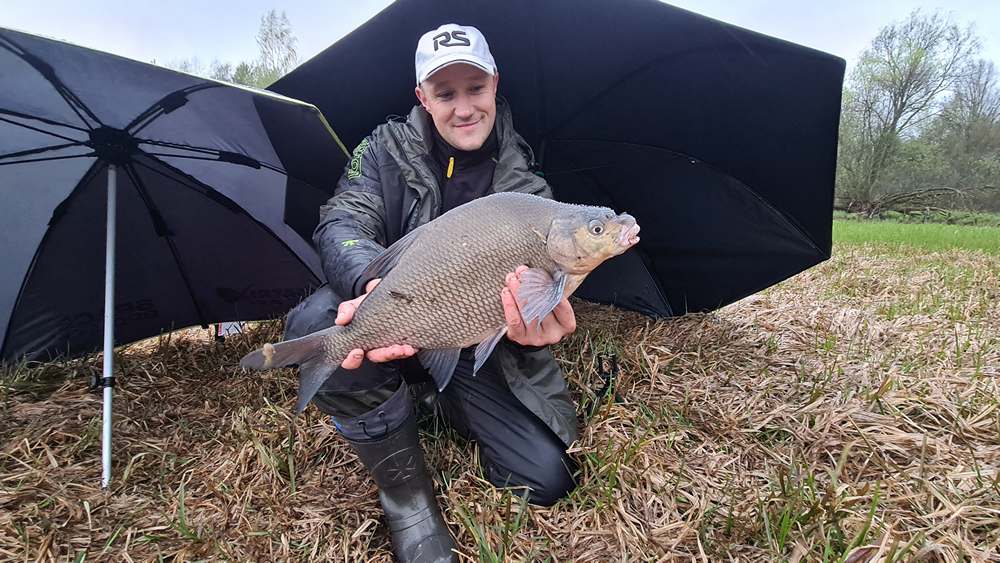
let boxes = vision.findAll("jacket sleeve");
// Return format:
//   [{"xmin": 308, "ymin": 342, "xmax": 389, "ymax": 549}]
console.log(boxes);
[
  {"xmin": 312, "ymin": 136, "xmax": 389, "ymax": 300},
  {"xmin": 506, "ymin": 130, "xmax": 555, "ymax": 201}
]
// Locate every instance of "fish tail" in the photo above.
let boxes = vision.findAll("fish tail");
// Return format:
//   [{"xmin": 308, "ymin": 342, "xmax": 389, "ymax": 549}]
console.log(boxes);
[
  {"xmin": 240, "ymin": 326, "xmax": 350, "ymax": 413},
  {"xmin": 239, "ymin": 327, "xmax": 334, "ymax": 370}
]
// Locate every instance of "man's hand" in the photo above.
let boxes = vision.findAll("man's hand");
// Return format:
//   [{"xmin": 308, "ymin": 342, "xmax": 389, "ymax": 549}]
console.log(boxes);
[
  {"xmin": 501, "ymin": 265, "xmax": 577, "ymax": 347},
  {"xmin": 336, "ymin": 278, "xmax": 418, "ymax": 369}
]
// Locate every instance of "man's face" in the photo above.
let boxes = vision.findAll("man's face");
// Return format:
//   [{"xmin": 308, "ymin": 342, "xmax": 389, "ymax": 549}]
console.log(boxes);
[{"xmin": 415, "ymin": 63, "xmax": 499, "ymax": 151}]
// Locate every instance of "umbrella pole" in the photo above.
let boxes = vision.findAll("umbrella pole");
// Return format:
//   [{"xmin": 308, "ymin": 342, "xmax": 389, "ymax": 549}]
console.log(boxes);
[{"xmin": 101, "ymin": 164, "xmax": 117, "ymax": 489}]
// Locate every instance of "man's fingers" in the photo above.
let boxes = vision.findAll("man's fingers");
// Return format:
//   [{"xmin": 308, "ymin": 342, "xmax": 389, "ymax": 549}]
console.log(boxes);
[
  {"xmin": 336, "ymin": 292, "xmax": 370, "ymax": 326},
  {"xmin": 501, "ymin": 288, "xmax": 526, "ymax": 339},
  {"xmin": 341, "ymin": 349, "xmax": 364, "ymax": 369},
  {"xmin": 550, "ymin": 298, "xmax": 577, "ymax": 333},
  {"xmin": 506, "ymin": 274, "xmax": 526, "ymax": 310},
  {"xmin": 367, "ymin": 344, "xmax": 418, "ymax": 363},
  {"xmin": 335, "ymin": 302, "xmax": 354, "ymax": 326},
  {"xmin": 341, "ymin": 344, "xmax": 417, "ymax": 368},
  {"xmin": 538, "ymin": 316, "xmax": 565, "ymax": 346},
  {"xmin": 506, "ymin": 271, "xmax": 521, "ymax": 292}
]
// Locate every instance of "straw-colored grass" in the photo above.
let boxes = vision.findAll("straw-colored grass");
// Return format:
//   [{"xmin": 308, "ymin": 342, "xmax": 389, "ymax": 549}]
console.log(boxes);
[{"xmin": 2, "ymin": 243, "xmax": 998, "ymax": 562}]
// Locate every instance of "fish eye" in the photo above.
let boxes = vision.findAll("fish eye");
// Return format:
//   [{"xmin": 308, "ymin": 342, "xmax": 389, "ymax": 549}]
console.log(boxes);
[{"xmin": 588, "ymin": 220, "xmax": 604, "ymax": 235}]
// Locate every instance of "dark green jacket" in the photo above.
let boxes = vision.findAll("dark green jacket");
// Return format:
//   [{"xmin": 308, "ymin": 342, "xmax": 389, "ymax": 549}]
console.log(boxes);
[{"xmin": 312, "ymin": 100, "xmax": 578, "ymax": 446}]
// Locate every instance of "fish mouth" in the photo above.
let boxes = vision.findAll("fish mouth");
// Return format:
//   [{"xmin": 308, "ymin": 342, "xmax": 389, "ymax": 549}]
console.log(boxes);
[{"xmin": 616, "ymin": 217, "xmax": 641, "ymax": 248}]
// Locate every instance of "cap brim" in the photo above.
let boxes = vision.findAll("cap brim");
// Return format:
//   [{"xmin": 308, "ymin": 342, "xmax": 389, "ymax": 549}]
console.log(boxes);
[{"xmin": 418, "ymin": 54, "xmax": 495, "ymax": 84}]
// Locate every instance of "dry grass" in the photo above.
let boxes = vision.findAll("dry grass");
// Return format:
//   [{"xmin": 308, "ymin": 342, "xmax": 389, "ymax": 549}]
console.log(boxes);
[{"xmin": 2, "ymin": 243, "xmax": 998, "ymax": 562}]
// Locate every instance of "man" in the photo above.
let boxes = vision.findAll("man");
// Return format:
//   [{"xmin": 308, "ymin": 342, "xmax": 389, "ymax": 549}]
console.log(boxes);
[{"xmin": 283, "ymin": 23, "xmax": 579, "ymax": 562}]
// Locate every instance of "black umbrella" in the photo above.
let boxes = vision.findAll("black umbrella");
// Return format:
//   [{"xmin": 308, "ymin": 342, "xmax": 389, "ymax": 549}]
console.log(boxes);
[
  {"xmin": 270, "ymin": 0, "xmax": 845, "ymax": 317},
  {"xmin": 0, "ymin": 27, "xmax": 347, "ymax": 486}
]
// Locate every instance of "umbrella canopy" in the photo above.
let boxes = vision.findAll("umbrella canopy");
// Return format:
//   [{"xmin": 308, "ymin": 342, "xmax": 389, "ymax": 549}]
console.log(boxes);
[
  {"xmin": 0, "ymin": 27, "xmax": 348, "ymax": 363},
  {"xmin": 270, "ymin": 0, "xmax": 845, "ymax": 317}
]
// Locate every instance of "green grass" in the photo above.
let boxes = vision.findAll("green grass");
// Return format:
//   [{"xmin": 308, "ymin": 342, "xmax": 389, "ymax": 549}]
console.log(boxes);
[
  {"xmin": 833, "ymin": 210, "xmax": 1000, "ymax": 227},
  {"xmin": 832, "ymin": 220, "xmax": 1000, "ymax": 254}
]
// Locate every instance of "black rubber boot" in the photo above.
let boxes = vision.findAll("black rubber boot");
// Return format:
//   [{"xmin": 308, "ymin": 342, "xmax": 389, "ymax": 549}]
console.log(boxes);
[{"xmin": 346, "ymin": 410, "xmax": 458, "ymax": 562}]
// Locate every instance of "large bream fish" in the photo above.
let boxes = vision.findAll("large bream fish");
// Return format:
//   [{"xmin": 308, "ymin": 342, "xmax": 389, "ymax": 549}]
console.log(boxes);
[{"xmin": 240, "ymin": 192, "xmax": 641, "ymax": 411}]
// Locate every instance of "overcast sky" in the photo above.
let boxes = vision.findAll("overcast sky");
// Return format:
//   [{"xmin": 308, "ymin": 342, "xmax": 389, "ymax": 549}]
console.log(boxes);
[{"xmin": 2, "ymin": 0, "xmax": 998, "ymax": 76}]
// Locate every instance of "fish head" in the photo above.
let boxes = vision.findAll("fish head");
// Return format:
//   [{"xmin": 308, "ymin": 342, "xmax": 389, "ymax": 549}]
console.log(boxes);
[{"xmin": 546, "ymin": 205, "xmax": 640, "ymax": 274}]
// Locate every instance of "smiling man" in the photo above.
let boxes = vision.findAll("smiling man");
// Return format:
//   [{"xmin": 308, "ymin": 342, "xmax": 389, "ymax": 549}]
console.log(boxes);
[{"xmin": 282, "ymin": 24, "xmax": 579, "ymax": 562}]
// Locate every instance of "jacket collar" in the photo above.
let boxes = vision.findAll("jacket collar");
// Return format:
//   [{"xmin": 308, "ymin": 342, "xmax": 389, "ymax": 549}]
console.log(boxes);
[
  {"xmin": 429, "ymin": 121, "xmax": 498, "ymax": 171},
  {"xmin": 381, "ymin": 97, "xmax": 544, "ymax": 214}
]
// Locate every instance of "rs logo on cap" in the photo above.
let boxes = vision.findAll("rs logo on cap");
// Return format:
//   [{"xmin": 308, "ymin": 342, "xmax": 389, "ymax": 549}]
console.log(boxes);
[{"xmin": 432, "ymin": 30, "xmax": 470, "ymax": 51}]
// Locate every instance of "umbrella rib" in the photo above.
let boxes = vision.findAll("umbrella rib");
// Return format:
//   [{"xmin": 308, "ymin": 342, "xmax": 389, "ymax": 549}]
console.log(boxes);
[
  {"xmin": 0, "ymin": 35, "xmax": 98, "ymax": 130},
  {"xmin": 0, "ymin": 152, "xmax": 94, "ymax": 166},
  {"xmin": 0, "ymin": 112, "xmax": 87, "ymax": 143},
  {"xmin": 138, "ymin": 140, "xmax": 221, "ymax": 156},
  {"xmin": 140, "ymin": 139, "xmax": 285, "ymax": 172},
  {"xmin": 127, "ymin": 83, "xmax": 223, "ymax": 135},
  {"xmin": 0, "ymin": 141, "xmax": 87, "ymax": 162},
  {"xmin": 575, "ymin": 165, "xmax": 673, "ymax": 315},
  {"xmin": 0, "ymin": 158, "xmax": 104, "ymax": 361},
  {"xmin": 130, "ymin": 158, "xmax": 242, "ymax": 212},
  {"xmin": 0, "ymin": 36, "xmax": 102, "ymax": 130},
  {"xmin": 52, "ymin": 84, "xmax": 101, "ymax": 131},
  {"xmin": 143, "ymin": 151, "xmax": 286, "ymax": 175},
  {"xmin": 548, "ymin": 137, "xmax": 826, "ymax": 255},
  {"xmin": 132, "ymin": 155, "xmax": 322, "ymax": 283},
  {"xmin": 0, "ymin": 108, "xmax": 90, "ymax": 134},
  {"xmin": 122, "ymin": 163, "xmax": 210, "ymax": 328}
]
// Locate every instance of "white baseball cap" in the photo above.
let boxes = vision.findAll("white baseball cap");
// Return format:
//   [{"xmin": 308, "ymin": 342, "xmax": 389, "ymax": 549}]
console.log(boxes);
[{"xmin": 415, "ymin": 23, "xmax": 497, "ymax": 85}]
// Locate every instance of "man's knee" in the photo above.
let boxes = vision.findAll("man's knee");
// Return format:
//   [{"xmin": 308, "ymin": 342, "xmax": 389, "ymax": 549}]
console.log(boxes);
[
  {"xmin": 484, "ymin": 444, "xmax": 578, "ymax": 507},
  {"xmin": 311, "ymin": 359, "xmax": 403, "ymax": 418},
  {"xmin": 528, "ymin": 450, "xmax": 578, "ymax": 506},
  {"xmin": 284, "ymin": 285, "xmax": 342, "ymax": 341}
]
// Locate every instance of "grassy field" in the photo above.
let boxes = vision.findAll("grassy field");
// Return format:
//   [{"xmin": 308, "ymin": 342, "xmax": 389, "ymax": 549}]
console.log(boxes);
[
  {"xmin": 2, "ymin": 238, "xmax": 998, "ymax": 561},
  {"xmin": 833, "ymin": 219, "xmax": 1000, "ymax": 254}
]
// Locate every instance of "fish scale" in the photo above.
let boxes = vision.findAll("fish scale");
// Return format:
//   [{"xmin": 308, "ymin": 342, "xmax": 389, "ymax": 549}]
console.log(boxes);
[
  {"xmin": 240, "ymin": 191, "xmax": 641, "ymax": 412},
  {"xmin": 345, "ymin": 194, "xmax": 555, "ymax": 351}
]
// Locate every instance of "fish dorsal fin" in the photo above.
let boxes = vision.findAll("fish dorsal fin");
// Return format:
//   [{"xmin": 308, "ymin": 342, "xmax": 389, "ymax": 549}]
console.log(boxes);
[
  {"xmin": 474, "ymin": 326, "xmax": 508, "ymax": 374},
  {"xmin": 359, "ymin": 224, "xmax": 427, "ymax": 282},
  {"xmin": 516, "ymin": 268, "xmax": 567, "ymax": 324},
  {"xmin": 418, "ymin": 348, "xmax": 463, "ymax": 391}
]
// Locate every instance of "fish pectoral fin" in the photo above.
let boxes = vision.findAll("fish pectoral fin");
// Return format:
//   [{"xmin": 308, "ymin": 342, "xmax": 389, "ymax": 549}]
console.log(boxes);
[
  {"xmin": 473, "ymin": 326, "xmax": 508, "ymax": 375},
  {"xmin": 359, "ymin": 223, "xmax": 426, "ymax": 281},
  {"xmin": 418, "ymin": 348, "xmax": 462, "ymax": 392},
  {"xmin": 515, "ymin": 268, "xmax": 567, "ymax": 324},
  {"xmin": 295, "ymin": 358, "xmax": 336, "ymax": 413}
]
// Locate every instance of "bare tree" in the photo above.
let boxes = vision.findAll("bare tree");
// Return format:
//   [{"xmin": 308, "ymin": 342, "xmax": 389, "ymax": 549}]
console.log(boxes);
[
  {"xmin": 161, "ymin": 56, "xmax": 205, "ymax": 76},
  {"xmin": 254, "ymin": 10, "xmax": 298, "ymax": 87},
  {"xmin": 932, "ymin": 60, "xmax": 1000, "ymax": 211},
  {"xmin": 159, "ymin": 9, "xmax": 298, "ymax": 89},
  {"xmin": 837, "ymin": 10, "xmax": 980, "ymax": 212},
  {"xmin": 939, "ymin": 60, "xmax": 1000, "ymax": 149},
  {"xmin": 209, "ymin": 61, "xmax": 234, "ymax": 82}
]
